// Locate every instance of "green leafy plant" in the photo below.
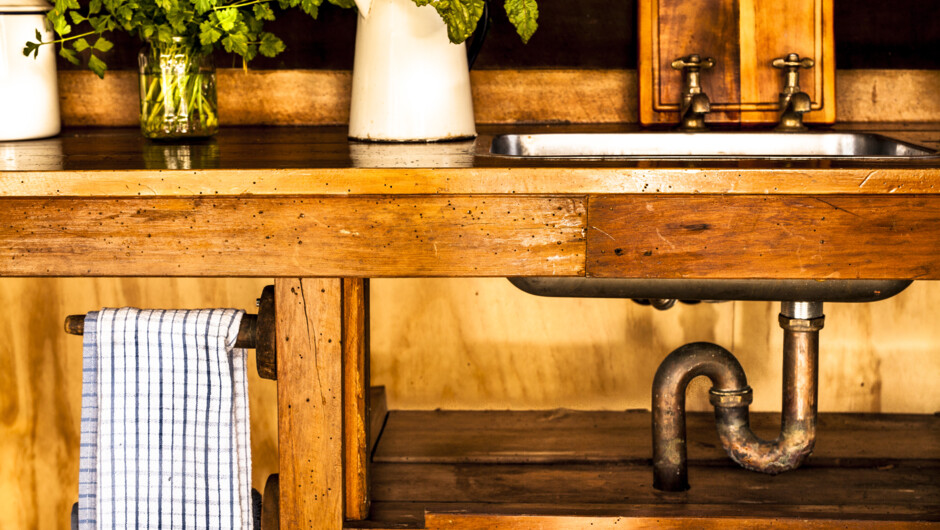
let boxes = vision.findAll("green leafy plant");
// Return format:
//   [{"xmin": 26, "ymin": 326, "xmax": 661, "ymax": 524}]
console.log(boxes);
[
  {"xmin": 23, "ymin": 0, "xmax": 353, "ymax": 78},
  {"xmin": 414, "ymin": 0, "xmax": 538, "ymax": 44}
]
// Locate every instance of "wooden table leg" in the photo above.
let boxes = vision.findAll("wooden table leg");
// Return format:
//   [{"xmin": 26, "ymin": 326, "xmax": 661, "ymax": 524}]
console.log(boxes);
[
  {"xmin": 275, "ymin": 278, "xmax": 371, "ymax": 529},
  {"xmin": 343, "ymin": 278, "xmax": 371, "ymax": 521},
  {"xmin": 276, "ymin": 278, "xmax": 344, "ymax": 529}
]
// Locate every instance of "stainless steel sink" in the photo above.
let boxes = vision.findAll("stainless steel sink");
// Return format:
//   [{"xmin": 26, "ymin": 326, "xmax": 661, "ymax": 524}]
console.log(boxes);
[
  {"xmin": 509, "ymin": 278, "xmax": 912, "ymax": 303},
  {"xmin": 490, "ymin": 132, "xmax": 936, "ymax": 159}
]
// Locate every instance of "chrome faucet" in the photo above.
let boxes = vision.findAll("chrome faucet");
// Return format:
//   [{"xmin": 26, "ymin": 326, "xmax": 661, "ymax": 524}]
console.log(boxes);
[
  {"xmin": 772, "ymin": 53, "xmax": 815, "ymax": 132},
  {"xmin": 671, "ymin": 54, "xmax": 714, "ymax": 131}
]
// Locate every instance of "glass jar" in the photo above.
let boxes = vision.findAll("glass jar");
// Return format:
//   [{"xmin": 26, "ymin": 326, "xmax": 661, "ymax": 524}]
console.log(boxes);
[{"xmin": 138, "ymin": 37, "xmax": 218, "ymax": 140}]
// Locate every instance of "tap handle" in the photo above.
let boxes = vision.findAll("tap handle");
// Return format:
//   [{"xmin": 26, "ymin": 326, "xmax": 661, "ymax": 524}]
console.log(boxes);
[
  {"xmin": 671, "ymin": 54, "xmax": 715, "ymax": 71},
  {"xmin": 772, "ymin": 53, "xmax": 814, "ymax": 94},
  {"xmin": 772, "ymin": 53, "xmax": 815, "ymax": 70}
]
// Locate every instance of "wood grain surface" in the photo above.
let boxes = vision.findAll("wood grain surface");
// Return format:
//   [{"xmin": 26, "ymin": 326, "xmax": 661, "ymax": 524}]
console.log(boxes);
[
  {"xmin": 342, "ymin": 278, "xmax": 370, "ymax": 521},
  {"xmin": 373, "ymin": 411, "xmax": 938, "ymax": 465},
  {"xmin": 0, "ymin": 278, "xmax": 278, "ymax": 530},
  {"xmin": 1, "ymin": 278, "xmax": 939, "ymax": 529},
  {"xmin": 53, "ymin": 69, "xmax": 940, "ymax": 127},
  {"xmin": 369, "ymin": 465, "xmax": 937, "ymax": 515},
  {"xmin": 0, "ymin": 196, "xmax": 587, "ymax": 277},
  {"xmin": 639, "ymin": 0, "xmax": 835, "ymax": 125},
  {"xmin": 356, "ymin": 409, "xmax": 939, "ymax": 528},
  {"xmin": 587, "ymin": 195, "xmax": 940, "ymax": 279},
  {"xmin": 275, "ymin": 278, "xmax": 344, "ymax": 529}
]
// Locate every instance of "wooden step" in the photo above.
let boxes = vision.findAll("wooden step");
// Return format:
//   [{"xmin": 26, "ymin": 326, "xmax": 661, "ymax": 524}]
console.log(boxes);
[{"xmin": 348, "ymin": 410, "xmax": 939, "ymax": 528}]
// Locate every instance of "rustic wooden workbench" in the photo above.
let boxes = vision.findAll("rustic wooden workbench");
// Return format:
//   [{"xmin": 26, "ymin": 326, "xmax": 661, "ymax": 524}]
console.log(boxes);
[{"xmin": 1, "ymin": 124, "xmax": 938, "ymax": 528}]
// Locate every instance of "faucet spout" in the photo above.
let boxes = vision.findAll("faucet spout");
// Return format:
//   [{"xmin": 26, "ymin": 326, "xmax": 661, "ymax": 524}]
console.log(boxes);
[
  {"xmin": 777, "ymin": 91, "xmax": 812, "ymax": 131},
  {"xmin": 679, "ymin": 92, "xmax": 711, "ymax": 131}
]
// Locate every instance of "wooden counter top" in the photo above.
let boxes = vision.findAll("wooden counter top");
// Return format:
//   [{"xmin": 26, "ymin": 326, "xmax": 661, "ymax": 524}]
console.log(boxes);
[
  {"xmin": 1, "ymin": 124, "xmax": 938, "ymax": 279},
  {"xmin": 2, "ymin": 124, "xmax": 938, "ymax": 196}
]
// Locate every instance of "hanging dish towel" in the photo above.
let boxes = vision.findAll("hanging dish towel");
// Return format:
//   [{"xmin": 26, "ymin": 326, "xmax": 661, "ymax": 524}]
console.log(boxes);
[{"xmin": 77, "ymin": 308, "xmax": 251, "ymax": 530}]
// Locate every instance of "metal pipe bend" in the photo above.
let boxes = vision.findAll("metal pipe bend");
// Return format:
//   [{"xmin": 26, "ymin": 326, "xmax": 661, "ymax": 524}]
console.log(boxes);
[{"xmin": 652, "ymin": 309, "xmax": 822, "ymax": 491}]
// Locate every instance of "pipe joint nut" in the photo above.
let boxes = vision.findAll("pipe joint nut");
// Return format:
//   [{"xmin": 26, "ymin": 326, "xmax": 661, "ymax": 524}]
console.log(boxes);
[
  {"xmin": 709, "ymin": 386, "xmax": 753, "ymax": 408},
  {"xmin": 778, "ymin": 315, "xmax": 825, "ymax": 332}
]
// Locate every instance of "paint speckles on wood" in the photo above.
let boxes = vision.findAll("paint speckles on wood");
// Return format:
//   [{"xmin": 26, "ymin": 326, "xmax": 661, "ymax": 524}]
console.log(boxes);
[
  {"xmin": 0, "ymin": 196, "xmax": 586, "ymax": 277},
  {"xmin": 275, "ymin": 278, "xmax": 343, "ymax": 529}
]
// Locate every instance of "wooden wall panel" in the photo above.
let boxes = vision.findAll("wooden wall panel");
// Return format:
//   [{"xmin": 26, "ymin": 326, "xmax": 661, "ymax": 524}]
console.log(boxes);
[
  {"xmin": 57, "ymin": 69, "xmax": 940, "ymax": 127},
  {"xmin": 0, "ymin": 278, "xmax": 277, "ymax": 530},
  {"xmin": 1, "ymin": 278, "xmax": 938, "ymax": 528}
]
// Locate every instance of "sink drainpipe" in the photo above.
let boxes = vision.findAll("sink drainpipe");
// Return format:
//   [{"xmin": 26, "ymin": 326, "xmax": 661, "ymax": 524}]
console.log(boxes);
[{"xmin": 652, "ymin": 301, "xmax": 824, "ymax": 491}]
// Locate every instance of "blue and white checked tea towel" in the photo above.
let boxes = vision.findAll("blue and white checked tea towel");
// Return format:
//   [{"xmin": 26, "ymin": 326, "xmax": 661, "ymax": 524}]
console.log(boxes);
[{"xmin": 77, "ymin": 308, "xmax": 252, "ymax": 530}]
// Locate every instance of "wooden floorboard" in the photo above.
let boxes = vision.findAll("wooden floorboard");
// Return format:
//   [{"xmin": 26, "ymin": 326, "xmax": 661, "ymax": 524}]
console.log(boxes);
[{"xmin": 351, "ymin": 411, "xmax": 939, "ymax": 528}]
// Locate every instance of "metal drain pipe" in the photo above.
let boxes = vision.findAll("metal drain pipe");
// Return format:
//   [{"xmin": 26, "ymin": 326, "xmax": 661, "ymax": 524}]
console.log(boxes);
[{"xmin": 652, "ymin": 301, "xmax": 824, "ymax": 491}]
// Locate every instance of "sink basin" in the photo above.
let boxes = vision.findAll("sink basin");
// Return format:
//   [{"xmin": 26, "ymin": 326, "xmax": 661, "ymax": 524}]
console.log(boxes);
[
  {"xmin": 509, "ymin": 278, "xmax": 912, "ymax": 303},
  {"xmin": 490, "ymin": 132, "xmax": 936, "ymax": 159}
]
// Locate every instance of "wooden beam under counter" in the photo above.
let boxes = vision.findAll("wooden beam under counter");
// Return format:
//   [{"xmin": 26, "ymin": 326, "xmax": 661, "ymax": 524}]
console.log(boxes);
[{"xmin": 2, "ymin": 193, "xmax": 940, "ymax": 279}]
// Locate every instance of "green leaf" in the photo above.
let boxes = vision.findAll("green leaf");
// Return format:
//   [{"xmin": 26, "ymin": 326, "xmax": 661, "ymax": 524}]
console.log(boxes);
[
  {"xmin": 73, "ymin": 37, "xmax": 90, "ymax": 52},
  {"xmin": 157, "ymin": 23, "xmax": 174, "ymax": 43},
  {"xmin": 300, "ymin": 0, "xmax": 323, "ymax": 18},
  {"xmin": 88, "ymin": 53, "xmax": 107, "ymax": 78},
  {"xmin": 88, "ymin": 15, "xmax": 109, "ymax": 33},
  {"xmin": 252, "ymin": 2, "xmax": 275, "ymax": 21},
  {"xmin": 59, "ymin": 46, "xmax": 79, "ymax": 65},
  {"xmin": 199, "ymin": 20, "xmax": 222, "ymax": 44},
  {"xmin": 93, "ymin": 37, "xmax": 113, "ymax": 52},
  {"xmin": 415, "ymin": 0, "xmax": 484, "ymax": 44},
  {"xmin": 22, "ymin": 41, "xmax": 40, "ymax": 58},
  {"xmin": 504, "ymin": 0, "xmax": 538, "ymax": 43},
  {"xmin": 52, "ymin": 16, "xmax": 71, "ymax": 36},
  {"xmin": 326, "ymin": 0, "xmax": 356, "ymax": 8},
  {"xmin": 216, "ymin": 7, "xmax": 238, "ymax": 31},
  {"xmin": 166, "ymin": 7, "xmax": 188, "ymax": 30},
  {"xmin": 221, "ymin": 32, "xmax": 248, "ymax": 54},
  {"xmin": 193, "ymin": 0, "xmax": 212, "ymax": 14},
  {"xmin": 34, "ymin": 28, "xmax": 42, "ymax": 41},
  {"xmin": 69, "ymin": 11, "xmax": 86, "ymax": 24},
  {"xmin": 258, "ymin": 32, "xmax": 285, "ymax": 57},
  {"xmin": 88, "ymin": 0, "xmax": 102, "ymax": 13}
]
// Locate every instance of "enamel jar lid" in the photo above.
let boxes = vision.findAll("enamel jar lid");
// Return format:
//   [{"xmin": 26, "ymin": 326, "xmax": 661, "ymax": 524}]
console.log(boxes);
[{"xmin": 0, "ymin": 0, "xmax": 52, "ymax": 13}]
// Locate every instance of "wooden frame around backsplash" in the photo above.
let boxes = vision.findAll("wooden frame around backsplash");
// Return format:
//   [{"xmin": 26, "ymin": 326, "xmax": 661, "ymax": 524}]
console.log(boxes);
[{"xmin": 638, "ymin": 0, "xmax": 836, "ymax": 126}]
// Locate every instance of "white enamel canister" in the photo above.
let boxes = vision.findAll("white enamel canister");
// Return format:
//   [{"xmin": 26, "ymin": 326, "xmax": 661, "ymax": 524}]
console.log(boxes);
[
  {"xmin": 0, "ymin": 0, "xmax": 60, "ymax": 141},
  {"xmin": 349, "ymin": 0, "xmax": 477, "ymax": 142}
]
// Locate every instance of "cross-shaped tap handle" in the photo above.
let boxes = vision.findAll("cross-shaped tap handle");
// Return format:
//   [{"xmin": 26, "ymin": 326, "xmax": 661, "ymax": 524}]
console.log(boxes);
[
  {"xmin": 772, "ymin": 53, "xmax": 815, "ymax": 70},
  {"xmin": 671, "ymin": 54, "xmax": 715, "ymax": 71}
]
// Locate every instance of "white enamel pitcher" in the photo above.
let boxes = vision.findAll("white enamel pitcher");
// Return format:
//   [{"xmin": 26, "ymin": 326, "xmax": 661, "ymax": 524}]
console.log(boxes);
[
  {"xmin": 349, "ymin": 0, "xmax": 488, "ymax": 142},
  {"xmin": 0, "ymin": 0, "xmax": 60, "ymax": 140}
]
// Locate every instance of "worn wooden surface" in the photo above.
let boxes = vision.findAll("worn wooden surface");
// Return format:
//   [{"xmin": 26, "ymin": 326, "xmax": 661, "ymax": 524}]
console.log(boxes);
[
  {"xmin": 374, "ymin": 411, "xmax": 939, "ymax": 465},
  {"xmin": 53, "ymin": 70, "xmax": 940, "ymax": 127},
  {"xmin": 0, "ymin": 196, "xmax": 586, "ymax": 277},
  {"xmin": 639, "ymin": 0, "xmax": 835, "ymax": 125},
  {"xmin": 343, "ymin": 278, "xmax": 370, "ymax": 521},
  {"xmin": 2, "ymin": 125, "xmax": 938, "ymax": 193},
  {"xmin": 353, "ymin": 410, "xmax": 939, "ymax": 528},
  {"xmin": 587, "ymin": 195, "xmax": 940, "ymax": 279},
  {"xmin": 275, "ymin": 278, "xmax": 344, "ymax": 529},
  {"xmin": 0, "ymin": 278, "xmax": 279, "ymax": 530}
]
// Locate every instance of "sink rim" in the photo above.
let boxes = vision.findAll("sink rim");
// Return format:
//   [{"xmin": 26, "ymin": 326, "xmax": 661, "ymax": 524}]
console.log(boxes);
[
  {"xmin": 486, "ymin": 131, "xmax": 938, "ymax": 160},
  {"xmin": 508, "ymin": 277, "xmax": 913, "ymax": 303}
]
